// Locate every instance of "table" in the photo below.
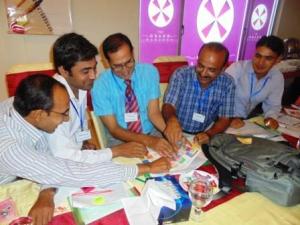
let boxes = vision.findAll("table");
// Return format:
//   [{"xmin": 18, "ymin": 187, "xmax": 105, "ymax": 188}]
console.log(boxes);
[
  {"xmin": 1, "ymin": 167, "xmax": 300, "ymax": 225},
  {"xmin": 1, "ymin": 137, "xmax": 300, "ymax": 225}
]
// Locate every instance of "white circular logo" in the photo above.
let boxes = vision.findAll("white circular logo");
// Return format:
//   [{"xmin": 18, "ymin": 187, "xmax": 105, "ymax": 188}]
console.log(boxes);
[
  {"xmin": 197, "ymin": 0, "xmax": 234, "ymax": 43},
  {"xmin": 251, "ymin": 4, "xmax": 268, "ymax": 31},
  {"xmin": 148, "ymin": 0, "xmax": 174, "ymax": 28}
]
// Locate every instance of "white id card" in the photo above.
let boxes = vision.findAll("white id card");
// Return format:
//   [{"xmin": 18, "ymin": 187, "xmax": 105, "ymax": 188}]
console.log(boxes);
[
  {"xmin": 124, "ymin": 112, "xmax": 138, "ymax": 122},
  {"xmin": 75, "ymin": 129, "xmax": 91, "ymax": 143},
  {"xmin": 192, "ymin": 112, "xmax": 205, "ymax": 123}
]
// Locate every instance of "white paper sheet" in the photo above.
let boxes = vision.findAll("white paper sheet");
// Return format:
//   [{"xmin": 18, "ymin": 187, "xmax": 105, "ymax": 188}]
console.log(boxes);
[
  {"xmin": 226, "ymin": 120, "xmax": 280, "ymax": 139},
  {"xmin": 71, "ymin": 183, "xmax": 129, "ymax": 208},
  {"xmin": 122, "ymin": 197, "xmax": 156, "ymax": 225},
  {"xmin": 146, "ymin": 141, "xmax": 207, "ymax": 176},
  {"xmin": 122, "ymin": 179, "xmax": 176, "ymax": 225}
]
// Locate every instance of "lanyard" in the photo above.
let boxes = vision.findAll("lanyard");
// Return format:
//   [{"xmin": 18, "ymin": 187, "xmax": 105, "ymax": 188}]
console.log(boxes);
[
  {"xmin": 70, "ymin": 99, "xmax": 84, "ymax": 131},
  {"xmin": 193, "ymin": 80, "xmax": 210, "ymax": 112},
  {"xmin": 193, "ymin": 81, "xmax": 210, "ymax": 99},
  {"xmin": 249, "ymin": 73, "xmax": 270, "ymax": 99}
]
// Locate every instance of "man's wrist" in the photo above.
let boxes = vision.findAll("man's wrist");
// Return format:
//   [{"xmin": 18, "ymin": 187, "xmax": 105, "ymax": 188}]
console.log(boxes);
[
  {"xmin": 111, "ymin": 146, "xmax": 120, "ymax": 157},
  {"xmin": 204, "ymin": 131, "xmax": 212, "ymax": 139},
  {"xmin": 137, "ymin": 163, "xmax": 151, "ymax": 175},
  {"xmin": 40, "ymin": 188, "xmax": 57, "ymax": 196}
]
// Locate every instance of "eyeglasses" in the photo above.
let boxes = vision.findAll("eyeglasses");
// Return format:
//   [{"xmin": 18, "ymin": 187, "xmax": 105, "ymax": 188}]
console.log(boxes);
[
  {"xmin": 111, "ymin": 58, "xmax": 135, "ymax": 72},
  {"xmin": 48, "ymin": 109, "xmax": 69, "ymax": 117}
]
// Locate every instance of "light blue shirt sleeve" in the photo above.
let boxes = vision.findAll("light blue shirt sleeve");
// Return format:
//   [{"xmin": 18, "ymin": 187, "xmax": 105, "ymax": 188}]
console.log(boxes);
[
  {"xmin": 226, "ymin": 61, "xmax": 284, "ymax": 119},
  {"xmin": 133, "ymin": 64, "xmax": 160, "ymax": 133},
  {"xmin": 262, "ymin": 73, "xmax": 284, "ymax": 119},
  {"xmin": 136, "ymin": 63, "xmax": 160, "ymax": 100},
  {"xmin": 92, "ymin": 70, "xmax": 118, "ymax": 116},
  {"xmin": 226, "ymin": 62, "xmax": 248, "ymax": 118},
  {"xmin": 149, "ymin": 65, "xmax": 160, "ymax": 100}
]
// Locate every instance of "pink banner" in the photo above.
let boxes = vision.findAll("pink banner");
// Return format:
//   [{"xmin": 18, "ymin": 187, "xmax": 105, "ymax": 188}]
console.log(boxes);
[{"xmin": 139, "ymin": 0, "xmax": 182, "ymax": 63}]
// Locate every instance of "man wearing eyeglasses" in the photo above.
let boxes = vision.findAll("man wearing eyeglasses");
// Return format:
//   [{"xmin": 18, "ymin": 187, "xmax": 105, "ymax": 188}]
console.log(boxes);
[
  {"xmin": 92, "ymin": 33, "xmax": 176, "ymax": 159},
  {"xmin": 162, "ymin": 42, "xmax": 235, "ymax": 148},
  {"xmin": 48, "ymin": 33, "xmax": 147, "ymax": 162},
  {"xmin": 0, "ymin": 75, "xmax": 170, "ymax": 225}
]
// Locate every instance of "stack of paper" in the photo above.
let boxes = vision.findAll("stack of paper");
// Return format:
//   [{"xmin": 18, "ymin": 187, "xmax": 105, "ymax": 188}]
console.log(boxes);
[
  {"xmin": 69, "ymin": 183, "xmax": 130, "ymax": 224},
  {"xmin": 146, "ymin": 143, "xmax": 207, "ymax": 175},
  {"xmin": 277, "ymin": 113, "xmax": 300, "ymax": 138},
  {"xmin": 226, "ymin": 120, "xmax": 281, "ymax": 139},
  {"xmin": 122, "ymin": 178, "xmax": 180, "ymax": 225}
]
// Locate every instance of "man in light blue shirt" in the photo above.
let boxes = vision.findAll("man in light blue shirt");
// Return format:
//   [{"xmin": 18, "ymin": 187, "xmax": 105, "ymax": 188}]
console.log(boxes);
[
  {"xmin": 226, "ymin": 35, "xmax": 284, "ymax": 129},
  {"xmin": 92, "ymin": 33, "xmax": 175, "ymax": 158}
]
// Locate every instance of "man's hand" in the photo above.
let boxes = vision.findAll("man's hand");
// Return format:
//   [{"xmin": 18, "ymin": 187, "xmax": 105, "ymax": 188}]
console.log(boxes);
[
  {"xmin": 163, "ymin": 118, "xmax": 183, "ymax": 150},
  {"xmin": 137, "ymin": 157, "xmax": 171, "ymax": 175},
  {"xmin": 230, "ymin": 118, "xmax": 245, "ymax": 129},
  {"xmin": 112, "ymin": 142, "xmax": 148, "ymax": 159},
  {"xmin": 264, "ymin": 117, "xmax": 279, "ymax": 129},
  {"xmin": 28, "ymin": 188, "xmax": 55, "ymax": 225},
  {"xmin": 148, "ymin": 136, "xmax": 176, "ymax": 159},
  {"xmin": 149, "ymin": 157, "xmax": 171, "ymax": 173},
  {"xmin": 194, "ymin": 132, "xmax": 210, "ymax": 145}
]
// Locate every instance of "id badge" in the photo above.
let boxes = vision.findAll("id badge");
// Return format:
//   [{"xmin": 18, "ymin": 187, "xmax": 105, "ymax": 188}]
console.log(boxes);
[
  {"xmin": 124, "ymin": 112, "xmax": 138, "ymax": 122},
  {"xmin": 192, "ymin": 112, "xmax": 205, "ymax": 123},
  {"xmin": 75, "ymin": 129, "xmax": 91, "ymax": 143}
]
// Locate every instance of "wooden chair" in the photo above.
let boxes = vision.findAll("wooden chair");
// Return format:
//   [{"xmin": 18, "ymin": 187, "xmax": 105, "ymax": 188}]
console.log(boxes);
[
  {"xmin": 6, "ymin": 63, "xmax": 55, "ymax": 96},
  {"xmin": 90, "ymin": 111, "xmax": 108, "ymax": 149}
]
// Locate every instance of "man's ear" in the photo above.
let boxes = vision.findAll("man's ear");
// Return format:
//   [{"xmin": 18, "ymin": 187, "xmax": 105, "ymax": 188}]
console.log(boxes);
[
  {"xmin": 30, "ymin": 109, "xmax": 46, "ymax": 122},
  {"xmin": 57, "ymin": 66, "xmax": 70, "ymax": 79},
  {"xmin": 275, "ymin": 56, "xmax": 282, "ymax": 64}
]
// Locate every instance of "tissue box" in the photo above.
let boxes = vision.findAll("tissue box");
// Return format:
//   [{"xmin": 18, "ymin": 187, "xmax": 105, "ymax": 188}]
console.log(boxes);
[{"xmin": 152, "ymin": 175, "xmax": 192, "ymax": 224}]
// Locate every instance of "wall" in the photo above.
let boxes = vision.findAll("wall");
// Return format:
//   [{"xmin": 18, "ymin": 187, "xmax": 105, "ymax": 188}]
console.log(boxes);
[
  {"xmin": 1, "ymin": 0, "xmax": 300, "ymax": 101},
  {"xmin": 273, "ymin": 0, "xmax": 300, "ymax": 39},
  {"xmin": 0, "ymin": 0, "xmax": 139, "ymax": 100}
]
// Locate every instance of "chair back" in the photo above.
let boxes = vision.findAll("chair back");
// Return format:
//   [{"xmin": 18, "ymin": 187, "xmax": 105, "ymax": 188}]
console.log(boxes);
[
  {"xmin": 153, "ymin": 56, "xmax": 188, "ymax": 108},
  {"xmin": 90, "ymin": 111, "xmax": 108, "ymax": 149},
  {"xmin": 6, "ymin": 63, "xmax": 55, "ymax": 97}
]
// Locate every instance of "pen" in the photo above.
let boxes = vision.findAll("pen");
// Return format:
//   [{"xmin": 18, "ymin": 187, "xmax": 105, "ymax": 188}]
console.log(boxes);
[
  {"xmin": 127, "ymin": 181, "xmax": 141, "ymax": 196},
  {"xmin": 23, "ymin": 0, "xmax": 43, "ymax": 16},
  {"xmin": 72, "ymin": 189, "xmax": 112, "ymax": 197},
  {"xmin": 254, "ymin": 121, "xmax": 267, "ymax": 129},
  {"xmin": 135, "ymin": 177, "xmax": 146, "ymax": 183},
  {"xmin": 130, "ymin": 186, "xmax": 141, "ymax": 196},
  {"xmin": 16, "ymin": 0, "xmax": 26, "ymax": 8},
  {"xmin": 279, "ymin": 123, "xmax": 287, "ymax": 128}
]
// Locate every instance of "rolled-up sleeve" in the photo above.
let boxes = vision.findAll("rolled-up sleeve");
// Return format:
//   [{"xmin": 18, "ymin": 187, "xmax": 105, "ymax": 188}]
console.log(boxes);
[
  {"xmin": 263, "ymin": 73, "xmax": 284, "ymax": 119},
  {"xmin": 0, "ymin": 139, "xmax": 137, "ymax": 187}
]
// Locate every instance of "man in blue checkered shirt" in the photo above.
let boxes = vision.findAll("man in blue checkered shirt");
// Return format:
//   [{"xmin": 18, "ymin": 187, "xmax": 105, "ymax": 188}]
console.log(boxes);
[{"xmin": 162, "ymin": 42, "xmax": 235, "ymax": 148}]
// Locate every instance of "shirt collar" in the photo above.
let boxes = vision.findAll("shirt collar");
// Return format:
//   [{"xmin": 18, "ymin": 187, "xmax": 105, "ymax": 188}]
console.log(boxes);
[
  {"xmin": 111, "ymin": 66, "xmax": 137, "ymax": 86},
  {"xmin": 10, "ymin": 107, "xmax": 44, "ymax": 145},
  {"xmin": 53, "ymin": 74, "xmax": 87, "ymax": 104}
]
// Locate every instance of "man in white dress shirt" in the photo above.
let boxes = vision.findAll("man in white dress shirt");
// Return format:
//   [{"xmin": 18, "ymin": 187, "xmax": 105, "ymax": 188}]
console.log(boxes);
[
  {"xmin": 47, "ymin": 33, "xmax": 147, "ymax": 162},
  {"xmin": 0, "ymin": 75, "xmax": 170, "ymax": 225}
]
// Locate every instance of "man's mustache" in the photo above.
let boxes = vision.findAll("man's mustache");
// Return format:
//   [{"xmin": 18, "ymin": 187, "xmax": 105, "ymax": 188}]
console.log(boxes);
[{"xmin": 199, "ymin": 75, "xmax": 210, "ymax": 79}]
